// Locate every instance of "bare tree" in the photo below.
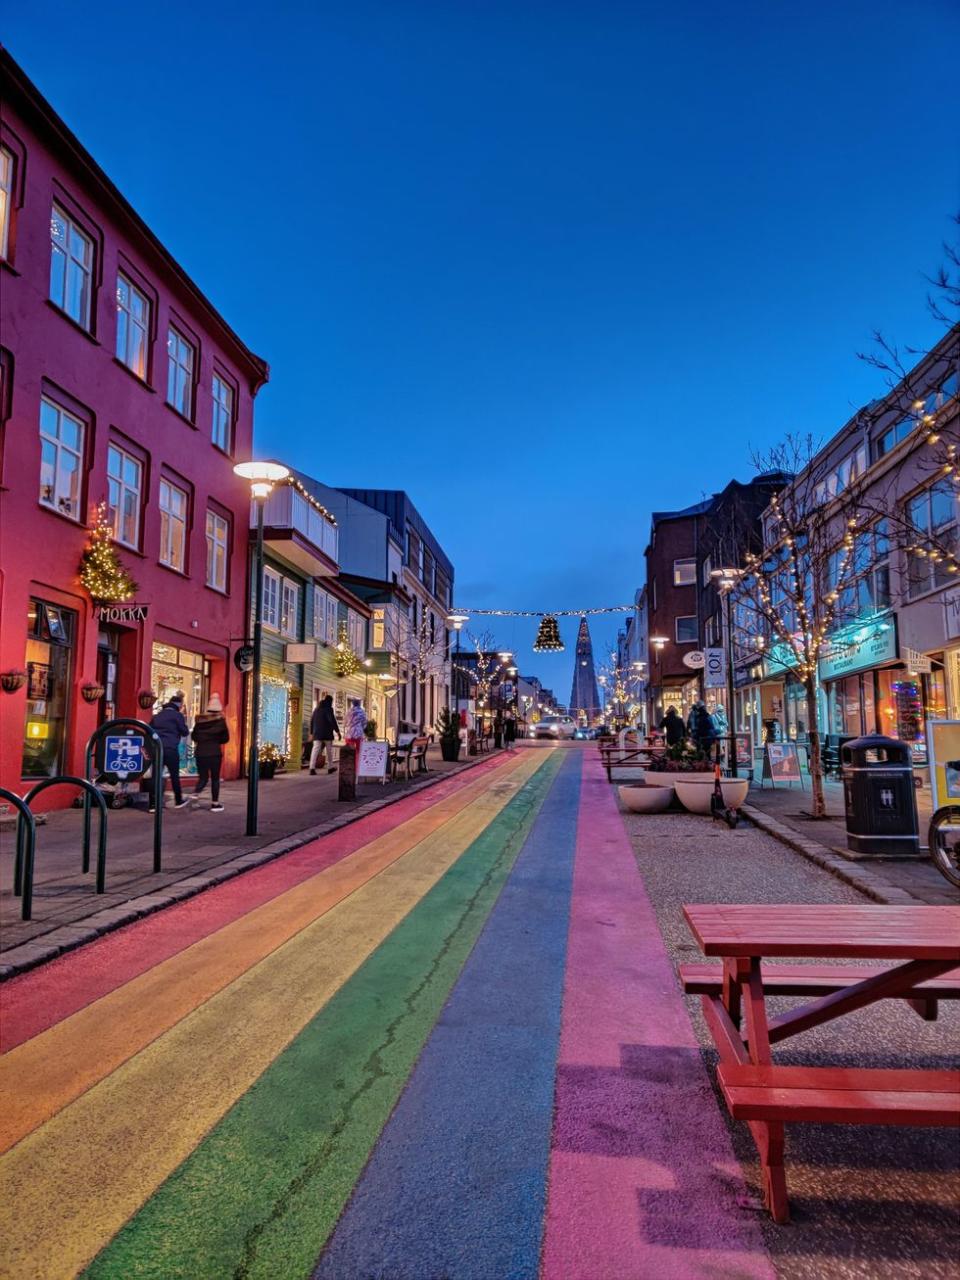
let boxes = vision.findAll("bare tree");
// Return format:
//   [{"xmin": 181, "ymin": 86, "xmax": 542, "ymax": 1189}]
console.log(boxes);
[
  {"xmin": 380, "ymin": 604, "xmax": 448, "ymax": 732},
  {"xmin": 463, "ymin": 629, "xmax": 504, "ymax": 722}
]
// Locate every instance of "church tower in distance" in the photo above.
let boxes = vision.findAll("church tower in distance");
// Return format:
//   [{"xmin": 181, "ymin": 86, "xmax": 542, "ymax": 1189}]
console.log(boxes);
[{"xmin": 568, "ymin": 616, "xmax": 601, "ymax": 721}]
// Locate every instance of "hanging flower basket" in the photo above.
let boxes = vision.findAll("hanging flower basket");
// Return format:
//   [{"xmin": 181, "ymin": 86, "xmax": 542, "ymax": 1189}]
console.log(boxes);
[
  {"xmin": 138, "ymin": 689, "xmax": 158, "ymax": 710},
  {"xmin": 1, "ymin": 670, "xmax": 27, "ymax": 694},
  {"xmin": 81, "ymin": 682, "xmax": 105, "ymax": 703}
]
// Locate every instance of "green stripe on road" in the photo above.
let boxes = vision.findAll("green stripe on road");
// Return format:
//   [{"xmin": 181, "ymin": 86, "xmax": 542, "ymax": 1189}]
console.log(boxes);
[{"xmin": 84, "ymin": 750, "xmax": 564, "ymax": 1280}]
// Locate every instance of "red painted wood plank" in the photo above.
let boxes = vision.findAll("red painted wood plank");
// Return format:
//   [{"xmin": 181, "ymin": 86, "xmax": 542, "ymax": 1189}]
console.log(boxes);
[
  {"xmin": 722, "ymin": 1086, "xmax": 960, "ymax": 1126},
  {"xmin": 719, "ymin": 1065, "xmax": 960, "ymax": 1092},
  {"xmin": 679, "ymin": 962, "xmax": 960, "ymax": 997}
]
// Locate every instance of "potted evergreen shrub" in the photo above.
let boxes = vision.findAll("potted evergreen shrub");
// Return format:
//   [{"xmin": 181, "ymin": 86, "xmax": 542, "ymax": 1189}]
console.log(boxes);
[
  {"xmin": 437, "ymin": 708, "xmax": 462, "ymax": 762},
  {"xmin": 258, "ymin": 742, "xmax": 287, "ymax": 780}
]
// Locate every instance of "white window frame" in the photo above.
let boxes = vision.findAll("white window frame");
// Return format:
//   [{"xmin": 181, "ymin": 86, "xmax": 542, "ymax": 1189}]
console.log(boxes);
[
  {"xmin": 106, "ymin": 443, "xmax": 142, "ymax": 550},
  {"xmin": 312, "ymin": 587, "xmax": 327, "ymax": 640},
  {"xmin": 158, "ymin": 478, "xmax": 188, "ymax": 572},
  {"xmin": 115, "ymin": 274, "xmax": 150, "ymax": 378},
  {"xmin": 348, "ymin": 611, "xmax": 365, "ymax": 654},
  {"xmin": 673, "ymin": 558, "xmax": 697, "ymax": 586},
  {"xmin": 211, "ymin": 373, "xmax": 234, "ymax": 452},
  {"xmin": 325, "ymin": 595, "xmax": 338, "ymax": 645},
  {"xmin": 281, "ymin": 578, "xmax": 300, "ymax": 639},
  {"xmin": 0, "ymin": 146, "xmax": 13, "ymax": 261},
  {"xmin": 205, "ymin": 510, "xmax": 229, "ymax": 592},
  {"xmin": 262, "ymin": 566, "xmax": 281, "ymax": 630},
  {"xmin": 166, "ymin": 326, "xmax": 195, "ymax": 419},
  {"xmin": 675, "ymin": 615, "xmax": 698, "ymax": 644},
  {"xmin": 371, "ymin": 606, "xmax": 386, "ymax": 649},
  {"xmin": 38, "ymin": 397, "xmax": 84, "ymax": 520},
  {"xmin": 50, "ymin": 204, "xmax": 94, "ymax": 329}
]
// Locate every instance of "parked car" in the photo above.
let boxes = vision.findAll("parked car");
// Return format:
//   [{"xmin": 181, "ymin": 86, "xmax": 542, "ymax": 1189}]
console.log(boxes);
[{"xmin": 529, "ymin": 715, "xmax": 578, "ymax": 740}]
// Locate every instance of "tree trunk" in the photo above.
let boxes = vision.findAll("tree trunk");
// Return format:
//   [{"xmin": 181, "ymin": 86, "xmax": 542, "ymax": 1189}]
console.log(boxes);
[{"xmin": 804, "ymin": 672, "xmax": 826, "ymax": 818}]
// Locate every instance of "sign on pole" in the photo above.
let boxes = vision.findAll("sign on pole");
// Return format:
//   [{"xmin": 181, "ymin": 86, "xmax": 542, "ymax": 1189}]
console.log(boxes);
[
  {"xmin": 104, "ymin": 734, "xmax": 145, "ymax": 779},
  {"xmin": 901, "ymin": 645, "xmax": 932, "ymax": 674},
  {"xmin": 704, "ymin": 648, "xmax": 726, "ymax": 688}
]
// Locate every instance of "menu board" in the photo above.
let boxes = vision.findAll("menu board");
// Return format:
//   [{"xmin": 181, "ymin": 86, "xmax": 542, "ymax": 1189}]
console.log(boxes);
[{"xmin": 357, "ymin": 739, "xmax": 389, "ymax": 780}]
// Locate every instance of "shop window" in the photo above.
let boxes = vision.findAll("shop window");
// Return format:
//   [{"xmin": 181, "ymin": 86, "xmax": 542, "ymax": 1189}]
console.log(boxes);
[
  {"xmin": 107, "ymin": 443, "xmax": 142, "ymax": 549},
  {"xmin": 675, "ymin": 615, "xmax": 698, "ymax": 644},
  {"xmin": 166, "ymin": 326, "xmax": 195, "ymax": 419},
  {"xmin": 50, "ymin": 204, "xmax": 94, "ymax": 329},
  {"xmin": 205, "ymin": 510, "xmax": 229, "ymax": 592},
  {"xmin": 906, "ymin": 481, "xmax": 958, "ymax": 598},
  {"xmin": 159, "ymin": 478, "xmax": 188, "ymax": 571},
  {"xmin": 39, "ymin": 397, "xmax": 84, "ymax": 519},
  {"xmin": 115, "ymin": 274, "xmax": 149, "ymax": 378},
  {"xmin": 673, "ymin": 558, "xmax": 696, "ymax": 586},
  {"xmin": 150, "ymin": 641, "xmax": 206, "ymax": 775},
  {"xmin": 262, "ymin": 566, "xmax": 281, "ymax": 629},
  {"xmin": 22, "ymin": 599, "xmax": 75, "ymax": 778}
]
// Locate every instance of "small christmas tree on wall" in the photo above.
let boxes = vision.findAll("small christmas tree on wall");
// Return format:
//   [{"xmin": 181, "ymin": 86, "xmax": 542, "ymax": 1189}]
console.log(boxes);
[
  {"xmin": 79, "ymin": 502, "xmax": 138, "ymax": 602},
  {"xmin": 334, "ymin": 621, "xmax": 362, "ymax": 677}
]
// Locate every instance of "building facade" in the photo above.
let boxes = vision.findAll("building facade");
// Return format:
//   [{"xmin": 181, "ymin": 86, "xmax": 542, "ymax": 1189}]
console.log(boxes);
[{"xmin": 0, "ymin": 51, "xmax": 268, "ymax": 804}]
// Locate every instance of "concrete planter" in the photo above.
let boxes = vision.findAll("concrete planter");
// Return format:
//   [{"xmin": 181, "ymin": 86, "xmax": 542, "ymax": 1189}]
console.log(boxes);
[
  {"xmin": 618, "ymin": 784, "xmax": 674, "ymax": 813},
  {"xmin": 640, "ymin": 771, "xmax": 714, "ymax": 790},
  {"xmin": 674, "ymin": 778, "xmax": 750, "ymax": 815}
]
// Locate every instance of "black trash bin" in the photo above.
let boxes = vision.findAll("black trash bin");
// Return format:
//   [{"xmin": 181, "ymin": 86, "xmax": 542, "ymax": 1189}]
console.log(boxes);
[{"xmin": 840, "ymin": 733, "xmax": 919, "ymax": 856}]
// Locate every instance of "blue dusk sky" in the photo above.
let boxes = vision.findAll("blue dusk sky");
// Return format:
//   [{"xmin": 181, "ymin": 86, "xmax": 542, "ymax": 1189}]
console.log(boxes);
[{"xmin": 4, "ymin": 1, "xmax": 958, "ymax": 699}]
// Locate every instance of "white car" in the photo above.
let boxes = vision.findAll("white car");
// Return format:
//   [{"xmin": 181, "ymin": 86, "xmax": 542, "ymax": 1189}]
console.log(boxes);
[{"xmin": 529, "ymin": 715, "xmax": 577, "ymax": 740}]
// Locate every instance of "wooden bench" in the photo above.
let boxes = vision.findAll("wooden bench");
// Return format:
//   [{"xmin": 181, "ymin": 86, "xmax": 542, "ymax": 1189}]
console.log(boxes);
[
  {"xmin": 476, "ymin": 729, "xmax": 492, "ymax": 755},
  {"xmin": 680, "ymin": 961, "xmax": 960, "ymax": 1020},
  {"xmin": 389, "ymin": 734, "xmax": 417, "ymax": 781},
  {"xmin": 409, "ymin": 736, "xmax": 429, "ymax": 776},
  {"xmin": 717, "ymin": 1063, "xmax": 960, "ymax": 1126}
]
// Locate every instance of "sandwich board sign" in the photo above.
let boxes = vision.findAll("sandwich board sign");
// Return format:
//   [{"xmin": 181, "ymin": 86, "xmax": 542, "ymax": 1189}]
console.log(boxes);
[
  {"xmin": 760, "ymin": 741, "xmax": 803, "ymax": 789},
  {"xmin": 357, "ymin": 739, "xmax": 389, "ymax": 782}
]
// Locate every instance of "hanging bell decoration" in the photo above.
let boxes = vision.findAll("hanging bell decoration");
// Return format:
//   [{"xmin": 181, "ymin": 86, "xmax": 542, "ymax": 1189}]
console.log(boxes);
[{"xmin": 533, "ymin": 614, "xmax": 564, "ymax": 652}]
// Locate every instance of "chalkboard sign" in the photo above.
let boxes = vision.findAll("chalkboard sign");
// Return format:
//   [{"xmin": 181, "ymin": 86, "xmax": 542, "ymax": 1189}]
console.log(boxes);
[
  {"xmin": 357, "ymin": 739, "xmax": 389, "ymax": 781},
  {"xmin": 760, "ymin": 741, "xmax": 804, "ymax": 789}
]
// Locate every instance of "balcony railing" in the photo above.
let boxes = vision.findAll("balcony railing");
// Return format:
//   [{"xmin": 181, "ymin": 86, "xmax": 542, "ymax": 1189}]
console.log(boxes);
[{"xmin": 252, "ymin": 485, "xmax": 339, "ymax": 565}]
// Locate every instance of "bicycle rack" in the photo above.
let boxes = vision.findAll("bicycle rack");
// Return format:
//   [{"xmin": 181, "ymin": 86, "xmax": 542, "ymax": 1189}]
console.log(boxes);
[
  {"xmin": 84, "ymin": 718, "xmax": 163, "ymax": 874},
  {"xmin": 2, "ymin": 787, "xmax": 37, "ymax": 922},
  {"xmin": 20, "ymin": 777, "xmax": 109, "ymax": 906}
]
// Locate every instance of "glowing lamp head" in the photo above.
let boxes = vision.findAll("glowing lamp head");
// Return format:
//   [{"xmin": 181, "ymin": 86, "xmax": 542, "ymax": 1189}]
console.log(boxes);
[
  {"xmin": 446, "ymin": 612, "xmax": 469, "ymax": 631},
  {"xmin": 233, "ymin": 460, "xmax": 290, "ymax": 501}
]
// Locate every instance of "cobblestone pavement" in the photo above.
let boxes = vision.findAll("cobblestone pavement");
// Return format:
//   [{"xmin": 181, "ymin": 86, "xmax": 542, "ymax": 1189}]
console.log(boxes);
[{"xmin": 623, "ymin": 805, "xmax": 960, "ymax": 1280}]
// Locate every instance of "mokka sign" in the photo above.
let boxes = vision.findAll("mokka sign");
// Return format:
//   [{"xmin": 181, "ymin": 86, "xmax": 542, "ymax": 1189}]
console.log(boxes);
[{"xmin": 94, "ymin": 602, "xmax": 149, "ymax": 623}]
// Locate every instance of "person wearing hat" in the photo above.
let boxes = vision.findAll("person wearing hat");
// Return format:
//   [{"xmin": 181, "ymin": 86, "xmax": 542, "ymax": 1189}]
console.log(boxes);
[
  {"xmin": 191, "ymin": 694, "xmax": 230, "ymax": 811},
  {"xmin": 150, "ymin": 692, "xmax": 191, "ymax": 809}
]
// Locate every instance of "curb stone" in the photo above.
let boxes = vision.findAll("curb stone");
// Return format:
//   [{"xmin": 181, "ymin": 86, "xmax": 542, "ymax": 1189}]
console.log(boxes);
[
  {"xmin": 741, "ymin": 804, "xmax": 919, "ymax": 905},
  {"xmin": 0, "ymin": 752, "xmax": 495, "ymax": 982}
]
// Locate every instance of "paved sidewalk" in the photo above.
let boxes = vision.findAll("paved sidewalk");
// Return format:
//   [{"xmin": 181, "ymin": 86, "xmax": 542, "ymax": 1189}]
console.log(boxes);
[
  {"xmin": 743, "ymin": 776, "xmax": 958, "ymax": 906},
  {"xmin": 0, "ymin": 744, "xmax": 506, "ymax": 974}
]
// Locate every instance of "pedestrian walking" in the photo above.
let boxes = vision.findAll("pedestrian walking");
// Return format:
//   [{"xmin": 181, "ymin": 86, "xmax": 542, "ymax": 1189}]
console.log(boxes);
[
  {"xmin": 504, "ymin": 711, "xmax": 517, "ymax": 753},
  {"xmin": 191, "ymin": 694, "xmax": 230, "ymax": 810},
  {"xmin": 149, "ymin": 692, "xmax": 192, "ymax": 809},
  {"xmin": 309, "ymin": 691, "xmax": 340, "ymax": 775},
  {"xmin": 344, "ymin": 698, "xmax": 368, "ymax": 772},
  {"xmin": 657, "ymin": 705, "xmax": 684, "ymax": 746},
  {"xmin": 688, "ymin": 699, "xmax": 719, "ymax": 758}
]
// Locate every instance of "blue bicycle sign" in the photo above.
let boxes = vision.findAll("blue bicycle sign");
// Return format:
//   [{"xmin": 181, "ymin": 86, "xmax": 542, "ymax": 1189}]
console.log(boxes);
[{"xmin": 104, "ymin": 734, "xmax": 145, "ymax": 778}]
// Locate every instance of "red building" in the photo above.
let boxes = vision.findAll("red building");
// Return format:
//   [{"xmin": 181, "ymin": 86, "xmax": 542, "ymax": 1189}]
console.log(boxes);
[{"xmin": 0, "ymin": 50, "xmax": 268, "ymax": 805}]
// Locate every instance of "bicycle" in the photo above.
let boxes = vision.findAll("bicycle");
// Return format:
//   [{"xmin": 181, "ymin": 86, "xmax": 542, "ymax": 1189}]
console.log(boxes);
[{"xmin": 928, "ymin": 804, "xmax": 960, "ymax": 888}]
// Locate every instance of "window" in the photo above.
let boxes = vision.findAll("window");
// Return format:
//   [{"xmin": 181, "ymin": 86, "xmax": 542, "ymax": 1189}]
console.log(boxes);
[
  {"xmin": 166, "ymin": 326, "xmax": 195, "ymax": 418},
  {"xmin": 673, "ymin": 558, "xmax": 696, "ymax": 586},
  {"xmin": 106, "ymin": 444, "xmax": 142, "ymax": 549},
  {"xmin": 39, "ymin": 397, "xmax": 84, "ymax": 519},
  {"xmin": 675, "ymin": 615, "xmax": 698, "ymax": 644},
  {"xmin": 158, "ymin": 478, "xmax": 188, "ymax": 571},
  {"xmin": 115, "ymin": 275, "xmax": 149, "ymax": 378},
  {"xmin": 422, "ymin": 547, "xmax": 435, "ymax": 593},
  {"xmin": 0, "ymin": 147, "xmax": 12, "ymax": 260},
  {"xmin": 211, "ymin": 374, "xmax": 234, "ymax": 452},
  {"xmin": 906, "ymin": 481, "xmax": 958, "ymax": 599},
  {"xmin": 371, "ymin": 606, "xmax": 386, "ymax": 649},
  {"xmin": 312, "ymin": 587, "xmax": 327, "ymax": 639},
  {"xmin": 874, "ymin": 418, "xmax": 915, "ymax": 461},
  {"xmin": 281, "ymin": 579, "xmax": 300, "ymax": 638},
  {"xmin": 407, "ymin": 526, "xmax": 422, "ymax": 572},
  {"xmin": 50, "ymin": 205, "xmax": 93, "ymax": 328},
  {"xmin": 205, "ymin": 510, "xmax": 229, "ymax": 592},
  {"xmin": 263, "ymin": 567, "xmax": 280, "ymax": 628},
  {"xmin": 702, "ymin": 556, "xmax": 713, "ymax": 586},
  {"xmin": 348, "ymin": 611, "xmax": 365, "ymax": 654}
]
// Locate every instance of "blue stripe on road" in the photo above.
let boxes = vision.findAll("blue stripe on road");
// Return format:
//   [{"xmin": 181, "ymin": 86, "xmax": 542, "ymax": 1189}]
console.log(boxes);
[{"xmin": 314, "ymin": 749, "xmax": 582, "ymax": 1280}]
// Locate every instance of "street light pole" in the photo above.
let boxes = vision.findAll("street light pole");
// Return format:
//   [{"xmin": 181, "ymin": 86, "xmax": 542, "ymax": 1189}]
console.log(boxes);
[{"xmin": 711, "ymin": 567, "xmax": 741, "ymax": 779}]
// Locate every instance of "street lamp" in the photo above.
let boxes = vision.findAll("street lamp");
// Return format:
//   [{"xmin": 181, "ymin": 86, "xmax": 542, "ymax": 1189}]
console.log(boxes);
[
  {"xmin": 711, "ymin": 567, "xmax": 742, "ymax": 778},
  {"xmin": 447, "ymin": 612, "xmax": 469, "ymax": 717},
  {"xmin": 233, "ymin": 460, "xmax": 290, "ymax": 836}
]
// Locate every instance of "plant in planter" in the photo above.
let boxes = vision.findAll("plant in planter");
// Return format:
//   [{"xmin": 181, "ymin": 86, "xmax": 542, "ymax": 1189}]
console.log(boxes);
[
  {"xmin": 437, "ymin": 707, "xmax": 462, "ymax": 762},
  {"xmin": 363, "ymin": 720, "xmax": 378, "ymax": 740},
  {"xmin": 258, "ymin": 741, "xmax": 288, "ymax": 779},
  {"xmin": 0, "ymin": 670, "xmax": 27, "ymax": 694},
  {"xmin": 646, "ymin": 741, "xmax": 714, "ymax": 774}
]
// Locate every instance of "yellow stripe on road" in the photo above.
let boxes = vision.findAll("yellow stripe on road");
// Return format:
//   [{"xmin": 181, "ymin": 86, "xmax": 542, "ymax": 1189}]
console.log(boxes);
[{"xmin": 0, "ymin": 751, "xmax": 546, "ymax": 1280}]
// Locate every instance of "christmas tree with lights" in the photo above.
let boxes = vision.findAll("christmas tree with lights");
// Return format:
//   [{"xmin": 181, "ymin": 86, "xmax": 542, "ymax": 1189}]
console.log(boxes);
[{"xmin": 79, "ymin": 503, "xmax": 138, "ymax": 602}]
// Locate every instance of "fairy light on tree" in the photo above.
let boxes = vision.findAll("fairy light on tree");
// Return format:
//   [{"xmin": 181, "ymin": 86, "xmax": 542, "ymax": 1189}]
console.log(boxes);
[
  {"xmin": 78, "ymin": 502, "xmax": 138, "ymax": 602},
  {"xmin": 334, "ymin": 621, "xmax": 363, "ymax": 677}
]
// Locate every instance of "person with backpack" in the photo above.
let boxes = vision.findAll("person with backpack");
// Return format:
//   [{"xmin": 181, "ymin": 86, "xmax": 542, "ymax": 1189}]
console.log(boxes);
[{"xmin": 191, "ymin": 693, "xmax": 230, "ymax": 810}]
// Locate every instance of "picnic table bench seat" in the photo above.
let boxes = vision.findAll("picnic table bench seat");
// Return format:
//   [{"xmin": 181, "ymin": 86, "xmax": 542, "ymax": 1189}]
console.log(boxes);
[
  {"xmin": 476, "ymin": 729, "xmax": 492, "ymax": 754},
  {"xmin": 389, "ymin": 736, "xmax": 429, "ymax": 780},
  {"xmin": 717, "ymin": 1063, "xmax": 960, "ymax": 1127}
]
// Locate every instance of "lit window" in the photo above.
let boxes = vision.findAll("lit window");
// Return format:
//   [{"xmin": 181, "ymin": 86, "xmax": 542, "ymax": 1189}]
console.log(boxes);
[
  {"xmin": 371, "ymin": 607, "xmax": 386, "ymax": 649},
  {"xmin": 50, "ymin": 204, "xmax": 93, "ymax": 328},
  {"xmin": 906, "ymin": 481, "xmax": 958, "ymax": 599},
  {"xmin": 0, "ymin": 147, "xmax": 12, "ymax": 260},
  {"xmin": 675, "ymin": 615, "xmax": 698, "ymax": 644},
  {"xmin": 158, "ymin": 478, "xmax": 188, "ymax": 571},
  {"xmin": 106, "ymin": 444, "xmax": 142, "ymax": 549},
  {"xmin": 116, "ymin": 275, "xmax": 149, "ymax": 378},
  {"xmin": 263, "ymin": 567, "xmax": 280, "ymax": 629},
  {"xmin": 211, "ymin": 374, "xmax": 234, "ymax": 452},
  {"xmin": 166, "ymin": 326, "xmax": 195, "ymax": 418},
  {"xmin": 281, "ymin": 579, "xmax": 300, "ymax": 638},
  {"xmin": 205, "ymin": 510, "xmax": 229, "ymax": 592},
  {"xmin": 673, "ymin": 558, "xmax": 696, "ymax": 586},
  {"xmin": 38, "ymin": 397, "xmax": 84, "ymax": 519}
]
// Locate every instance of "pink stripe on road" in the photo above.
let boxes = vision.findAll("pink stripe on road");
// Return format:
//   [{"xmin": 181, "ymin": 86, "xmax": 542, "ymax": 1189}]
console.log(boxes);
[{"xmin": 541, "ymin": 754, "xmax": 774, "ymax": 1280}]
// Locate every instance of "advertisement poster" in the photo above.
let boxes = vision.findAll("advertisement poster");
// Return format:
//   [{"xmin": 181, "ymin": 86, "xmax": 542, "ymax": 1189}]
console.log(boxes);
[
  {"xmin": 927, "ymin": 720, "xmax": 960, "ymax": 808},
  {"xmin": 357, "ymin": 739, "xmax": 389, "ymax": 780},
  {"xmin": 763, "ymin": 742, "xmax": 802, "ymax": 785}
]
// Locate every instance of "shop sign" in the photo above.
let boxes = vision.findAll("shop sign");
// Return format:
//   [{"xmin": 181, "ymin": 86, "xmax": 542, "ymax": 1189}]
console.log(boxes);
[
  {"xmin": 704, "ymin": 648, "xmax": 725, "ymax": 688},
  {"xmin": 234, "ymin": 645, "xmax": 255, "ymax": 673},
  {"xmin": 766, "ymin": 642, "xmax": 799, "ymax": 673},
  {"xmin": 819, "ymin": 618, "xmax": 898, "ymax": 681},
  {"xmin": 285, "ymin": 642, "xmax": 317, "ymax": 664},
  {"xmin": 94, "ymin": 603, "xmax": 149, "ymax": 624},
  {"xmin": 901, "ymin": 645, "xmax": 932, "ymax": 674},
  {"xmin": 682, "ymin": 651, "xmax": 705, "ymax": 670},
  {"xmin": 944, "ymin": 591, "xmax": 960, "ymax": 640}
]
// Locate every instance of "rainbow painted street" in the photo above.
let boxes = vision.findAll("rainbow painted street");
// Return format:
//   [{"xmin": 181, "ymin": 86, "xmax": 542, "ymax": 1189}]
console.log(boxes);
[{"xmin": 1, "ymin": 748, "xmax": 770, "ymax": 1279}]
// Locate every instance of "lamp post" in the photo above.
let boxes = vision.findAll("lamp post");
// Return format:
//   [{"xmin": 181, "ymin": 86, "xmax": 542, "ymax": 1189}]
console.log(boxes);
[
  {"xmin": 446, "ymin": 612, "xmax": 469, "ymax": 718},
  {"xmin": 711, "ymin": 567, "xmax": 741, "ymax": 778},
  {"xmin": 233, "ymin": 460, "xmax": 290, "ymax": 836},
  {"xmin": 649, "ymin": 636, "xmax": 668, "ymax": 729}
]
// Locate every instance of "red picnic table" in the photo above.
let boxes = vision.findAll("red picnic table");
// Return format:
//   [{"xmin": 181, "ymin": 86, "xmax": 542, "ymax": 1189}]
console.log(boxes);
[{"xmin": 681, "ymin": 903, "xmax": 960, "ymax": 1222}]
